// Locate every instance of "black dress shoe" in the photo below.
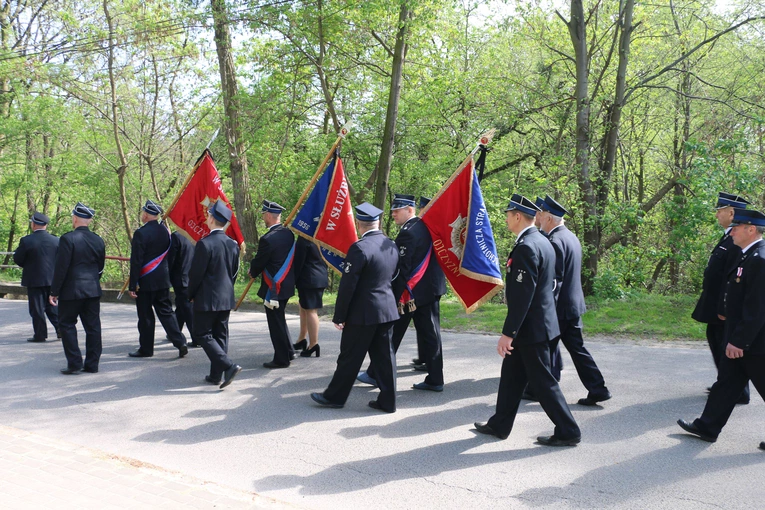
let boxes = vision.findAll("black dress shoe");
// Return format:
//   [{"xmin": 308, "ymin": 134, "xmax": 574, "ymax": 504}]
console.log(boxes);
[
  {"xmin": 205, "ymin": 375, "xmax": 221, "ymax": 385},
  {"xmin": 263, "ymin": 361, "xmax": 290, "ymax": 369},
  {"xmin": 81, "ymin": 367, "xmax": 98, "ymax": 373},
  {"xmin": 677, "ymin": 419, "xmax": 717, "ymax": 442},
  {"xmin": 411, "ymin": 357, "xmax": 423, "ymax": 365},
  {"xmin": 220, "ymin": 364, "xmax": 242, "ymax": 389},
  {"xmin": 293, "ymin": 339, "xmax": 308, "ymax": 351},
  {"xmin": 473, "ymin": 422, "xmax": 508, "ymax": 440},
  {"xmin": 27, "ymin": 337, "xmax": 46, "ymax": 343},
  {"xmin": 412, "ymin": 381, "xmax": 444, "ymax": 392},
  {"xmin": 760, "ymin": 441, "xmax": 765, "ymax": 451},
  {"xmin": 56, "ymin": 329, "xmax": 63, "ymax": 339},
  {"xmin": 537, "ymin": 435, "xmax": 581, "ymax": 447},
  {"xmin": 310, "ymin": 392, "xmax": 343, "ymax": 408},
  {"xmin": 522, "ymin": 391, "xmax": 538, "ymax": 402},
  {"xmin": 413, "ymin": 364, "xmax": 428, "ymax": 372},
  {"xmin": 128, "ymin": 350, "xmax": 152, "ymax": 358},
  {"xmin": 368, "ymin": 400, "xmax": 395, "ymax": 413},
  {"xmin": 578, "ymin": 391, "xmax": 612, "ymax": 406},
  {"xmin": 736, "ymin": 394, "xmax": 750, "ymax": 405},
  {"xmin": 188, "ymin": 342, "xmax": 202, "ymax": 348},
  {"xmin": 60, "ymin": 367, "xmax": 81, "ymax": 375},
  {"xmin": 178, "ymin": 345, "xmax": 189, "ymax": 358}
]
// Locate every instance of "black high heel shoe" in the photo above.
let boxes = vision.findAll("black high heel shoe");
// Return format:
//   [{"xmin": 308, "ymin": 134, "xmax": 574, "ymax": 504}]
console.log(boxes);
[
  {"xmin": 293, "ymin": 339, "xmax": 308, "ymax": 351},
  {"xmin": 301, "ymin": 344, "xmax": 320, "ymax": 357}
]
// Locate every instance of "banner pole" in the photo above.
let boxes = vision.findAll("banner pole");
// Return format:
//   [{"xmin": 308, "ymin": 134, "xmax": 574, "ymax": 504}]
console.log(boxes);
[{"xmin": 236, "ymin": 122, "xmax": 352, "ymax": 310}]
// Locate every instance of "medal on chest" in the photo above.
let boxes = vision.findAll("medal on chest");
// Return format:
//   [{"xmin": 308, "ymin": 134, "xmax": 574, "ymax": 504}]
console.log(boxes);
[{"xmin": 736, "ymin": 266, "xmax": 743, "ymax": 283}]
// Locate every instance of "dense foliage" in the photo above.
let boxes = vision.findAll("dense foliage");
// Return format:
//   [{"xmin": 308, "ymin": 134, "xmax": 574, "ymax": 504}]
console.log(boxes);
[{"xmin": 2, "ymin": 0, "xmax": 765, "ymax": 297}]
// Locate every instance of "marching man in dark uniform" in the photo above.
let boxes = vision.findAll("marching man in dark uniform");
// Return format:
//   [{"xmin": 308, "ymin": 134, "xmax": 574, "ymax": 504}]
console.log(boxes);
[
  {"xmin": 188, "ymin": 200, "xmax": 242, "ymax": 388},
  {"xmin": 311, "ymin": 203, "xmax": 400, "ymax": 413},
  {"xmin": 474, "ymin": 194, "xmax": 580, "ymax": 446},
  {"xmin": 357, "ymin": 193, "xmax": 446, "ymax": 392},
  {"xmin": 127, "ymin": 200, "xmax": 188, "ymax": 359},
  {"xmin": 536, "ymin": 195, "xmax": 611, "ymax": 406},
  {"xmin": 292, "ymin": 236, "xmax": 328, "ymax": 358},
  {"xmin": 249, "ymin": 200, "xmax": 296, "ymax": 369},
  {"xmin": 692, "ymin": 192, "xmax": 750, "ymax": 404},
  {"xmin": 168, "ymin": 229, "xmax": 197, "ymax": 346},
  {"xmin": 678, "ymin": 207, "xmax": 765, "ymax": 448},
  {"xmin": 49, "ymin": 203, "xmax": 105, "ymax": 374},
  {"xmin": 14, "ymin": 212, "xmax": 59, "ymax": 343}
]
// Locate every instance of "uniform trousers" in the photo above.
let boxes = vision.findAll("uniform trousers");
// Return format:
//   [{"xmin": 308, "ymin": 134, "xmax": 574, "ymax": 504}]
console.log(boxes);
[
  {"xmin": 195, "ymin": 310, "xmax": 233, "ymax": 381},
  {"xmin": 136, "ymin": 288, "xmax": 186, "ymax": 355},
  {"xmin": 27, "ymin": 286, "xmax": 58, "ymax": 340},
  {"xmin": 324, "ymin": 322, "xmax": 397, "ymax": 412},
  {"xmin": 550, "ymin": 342, "xmax": 563, "ymax": 382},
  {"xmin": 173, "ymin": 286, "xmax": 194, "ymax": 340},
  {"xmin": 706, "ymin": 323, "xmax": 749, "ymax": 400},
  {"xmin": 549, "ymin": 317, "xmax": 608, "ymax": 396},
  {"xmin": 58, "ymin": 297, "xmax": 102, "ymax": 371},
  {"xmin": 368, "ymin": 300, "xmax": 444, "ymax": 386},
  {"xmin": 694, "ymin": 353, "xmax": 765, "ymax": 438},
  {"xmin": 264, "ymin": 299, "xmax": 293, "ymax": 365},
  {"xmin": 487, "ymin": 341, "xmax": 580, "ymax": 440}
]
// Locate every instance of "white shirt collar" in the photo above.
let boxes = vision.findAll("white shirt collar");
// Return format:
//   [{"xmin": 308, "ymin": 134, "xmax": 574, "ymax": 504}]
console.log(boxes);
[
  {"xmin": 361, "ymin": 229, "xmax": 380, "ymax": 238},
  {"xmin": 210, "ymin": 228, "xmax": 224, "ymax": 233},
  {"xmin": 516, "ymin": 225, "xmax": 535, "ymax": 242},
  {"xmin": 548, "ymin": 224, "xmax": 563, "ymax": 235},
  {"xmin": 724, "ymin": 226, "xmax": 732, "ymax": 235},
  {"xmin": 741, "ymin": 239, "xmax": 761, "ymax": 254}
]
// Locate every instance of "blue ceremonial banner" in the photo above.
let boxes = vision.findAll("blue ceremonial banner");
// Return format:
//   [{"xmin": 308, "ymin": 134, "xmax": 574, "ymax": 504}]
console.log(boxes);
[
  {"xmin": 462, "ymin": 167, "xmax": 503, "ymax": 282},
  {"xmin": 290, "ymin": 157, "xmax": 357, "ymax": 273}
]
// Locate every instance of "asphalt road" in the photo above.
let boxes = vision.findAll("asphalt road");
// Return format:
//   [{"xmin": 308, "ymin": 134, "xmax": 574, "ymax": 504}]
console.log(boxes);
[{"xmin": 0, "ymin": 298, "xmax": 763, "ymax": 509}]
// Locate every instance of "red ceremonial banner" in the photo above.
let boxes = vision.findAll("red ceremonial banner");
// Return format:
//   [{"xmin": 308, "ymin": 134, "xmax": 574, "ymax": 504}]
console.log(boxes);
[
  {"xmin": 166, "ymin": 151, "xmax": 245, "ymax": 247},
  {"xmin": 314, "ymin": 157, "xmax": 356, "ymax": 256},
  {"xmin": 420, "ymin": 158, "xmax": 504, "ymax": 313}
]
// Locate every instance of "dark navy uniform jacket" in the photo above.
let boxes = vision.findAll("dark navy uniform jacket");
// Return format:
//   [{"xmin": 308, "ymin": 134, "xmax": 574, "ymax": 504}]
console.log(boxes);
[
  {"xmin": 294, "ymin": 236, "xmax": 328, "ymax": 290},
  {"xmin": 333, "ymin": 230, "xmax": 400, "ymax": 326},
  {"xmin": 391, "ymin": 217, "xmax": 446, "ymax": 305},
  {"xmin": 187, "ymin": 230, "xmax": 240, "ymax": 312},
  {"xmin": 129, "ymin": 220, "xmax": 173, "ymax": 292},
  {"xmin": 14, "ymin": 230, "xmax": 59, "ymax": 287},
  {"xmin": 168, "ymin": 231, "xmax": 194, "ymax": 289},
  {"xmin": 502, "ymin": 227, "xmax": 560, "ymax": 345},
  {"xmin": 249, "ymin": 224, "xmax": 296, "ymax": 301},
  {"xmin": 51, "ymin": 226, "xmax": 105, "ymax": 300},
  {"xmin": 693, "ymin": 231, "xmax": 741, "ymax": 324},
  {"xmin": 723, "ymin": 240, "xmax": 765, "ymax": 355},
  {"xmin": 547, "ymin": 225, "xmax": 587, "ymax": 320}
]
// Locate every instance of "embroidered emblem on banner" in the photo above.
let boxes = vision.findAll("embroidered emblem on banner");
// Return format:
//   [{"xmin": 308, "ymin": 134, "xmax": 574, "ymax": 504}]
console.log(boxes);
[{"xmin": 448, "ymin": 214, "xmax": 467, "ymax": 259}]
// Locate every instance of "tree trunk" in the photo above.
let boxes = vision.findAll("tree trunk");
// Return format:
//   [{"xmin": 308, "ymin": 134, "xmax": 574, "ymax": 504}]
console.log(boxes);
[
  {"xmin": 564, "ymin": 0, "xmax": 597, "ymax": 293},
  {"xmin": 373, "ymin": 2, "xmax": 410, "ymax": 210},
  {"xmin": 316, "ymin": 0, "xmax": 340, "ymax": 134},
  {"xmin": 4, "ymin": 187, "xmax": 20, "ymax": 266},
  {"xmin": 211, "ymin": 0, "xmax": 258, "ymax": 247},
  {"xmin": 103, "ymin": 0, "xmax": 133, "ymax": 242},
  {"xmin": 42, "ymin": 133, "xmax": 54, "ymax": 215}
]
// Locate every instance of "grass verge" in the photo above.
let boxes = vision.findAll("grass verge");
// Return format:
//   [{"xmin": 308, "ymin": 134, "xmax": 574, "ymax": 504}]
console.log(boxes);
[{"xmin": 440, "ymin": 292, "xmax": 705, "ymax": 341}]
